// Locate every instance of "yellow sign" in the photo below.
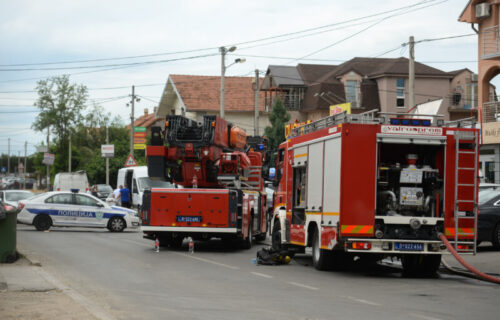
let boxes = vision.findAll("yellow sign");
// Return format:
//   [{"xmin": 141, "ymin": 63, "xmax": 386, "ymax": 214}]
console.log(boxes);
[
  {"xmin": 329, "ymin": 103, "xmax": 351, "ymax": 116},
  {"xmin": 134, "ymin": 143, "xmax": 146, "ymax": 150},
  {"xmin": 285, "ymin": 120, "xmax": 312, "ymax": 139}
]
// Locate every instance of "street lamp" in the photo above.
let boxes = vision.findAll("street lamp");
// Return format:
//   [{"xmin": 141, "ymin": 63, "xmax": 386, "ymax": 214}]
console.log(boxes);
[{"xmin": 220, "ymin": 46, "xmax": 245, "ymax": 118}]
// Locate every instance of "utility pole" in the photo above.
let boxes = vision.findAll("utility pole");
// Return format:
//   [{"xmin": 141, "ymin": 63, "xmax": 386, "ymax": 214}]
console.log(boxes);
[
  {"xmin": 409, "ymin": 36, "xmax": 415, "ymax": 110},
  {"xmin": 254, "ymin": 69, "xmax": 260, "ymax": 136},
  {"xmin": 47, "ymin": 126, "xmax": 50, "ymax": 191},
  {"xmin": 106, "ymin": 126, "xmax": 109, "ymax": 185},
  {"xmin": 24, "ymin": 141, "xmax": 27, "ymax": 189},
  {"xmin": 68, "ymin": 132, "xmax": 72, "ymax": 172},
  {"xmin": 129, "ymin": 85, "xmax": 140, "ymax": 157},
  {"xmin": 7, "ymin": 137, "xmax": 10, "ymax": 174},
  {"xmin": 220, "ymin": 47, "xmax": 227, "ymax": 119},
  {"xmin": 17, "ymin": 151, "xmax": 20, "ymax": 175}
]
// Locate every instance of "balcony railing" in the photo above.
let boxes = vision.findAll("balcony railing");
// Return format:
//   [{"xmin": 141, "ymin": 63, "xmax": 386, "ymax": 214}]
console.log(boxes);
[
  {"xmin": 482, "ymin": 25, "xmax": 500, "ymax": 59},
  {"xmin": 483, "ymin": 101, "xmax": 500, "ymax": 122}
]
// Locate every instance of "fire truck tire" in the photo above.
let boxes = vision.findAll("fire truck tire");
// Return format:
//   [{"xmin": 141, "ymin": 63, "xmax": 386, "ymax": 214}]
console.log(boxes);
[
  {"xmin": 255, "ymin": 232, "xmax": 267, "ymax": 242},
  {"xmin": 241, "ymin": 220, "xmax": 253, "ymax": 249},
  {"xmin": 492, "ymin": 224, "xmax": 500, "ymax": 249},
  {"xmin": 312, "ymin": 229, "xmax": 333, "ymax": 271},
  {"xmin": 33, "ymin": 214, "xmax": 52, "ymax": 231},
  {"xmin": 402, "ymin": 254, "xmax": 441, "ymax": 277}
]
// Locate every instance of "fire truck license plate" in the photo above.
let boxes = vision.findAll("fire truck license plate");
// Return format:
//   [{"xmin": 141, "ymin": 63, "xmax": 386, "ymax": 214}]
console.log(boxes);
[
  {"xmin": 395, "ymin": 242, "xmax": 424, "ymax": 251},
  {"xmin": 177, "ymin": 216, "xmax": 202, "ymax": 223}
]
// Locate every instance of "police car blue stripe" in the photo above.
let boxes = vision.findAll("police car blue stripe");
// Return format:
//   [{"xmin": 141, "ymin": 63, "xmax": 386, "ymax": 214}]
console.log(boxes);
[{"xmin": 27, "ymin": 208, "xmax": 125, "ymax": 219}]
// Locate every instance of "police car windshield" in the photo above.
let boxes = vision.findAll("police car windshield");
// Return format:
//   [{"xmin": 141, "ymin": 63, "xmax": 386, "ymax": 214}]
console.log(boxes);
[
  {"xmin": 137, "ymin": 177, "xmax": 174, "ymax": 192},
  {"xmin": 479, "ymin": 189, "xmax": 500, "ymax": 205}
]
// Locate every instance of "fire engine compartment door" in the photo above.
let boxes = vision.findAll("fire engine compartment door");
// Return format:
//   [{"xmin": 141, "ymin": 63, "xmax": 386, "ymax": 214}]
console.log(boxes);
[
  {"xmin": 306, "ymin": 142, "xmax": 323, "ymax": 212},
  {"xmin": 293, "ymin": 146, "xmax": 308, "ymax": 167}
]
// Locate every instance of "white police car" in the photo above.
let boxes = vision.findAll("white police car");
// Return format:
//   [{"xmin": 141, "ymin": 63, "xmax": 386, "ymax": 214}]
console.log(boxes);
[{"xmin": 17, "ymin": 190, "xmax": 140, "ymax": 232}]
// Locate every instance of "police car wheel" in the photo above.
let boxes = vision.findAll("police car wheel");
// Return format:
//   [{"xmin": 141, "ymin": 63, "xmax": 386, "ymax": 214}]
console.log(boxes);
[
  {"xmin": 108, "ymin": 217, "xmax": 125, "ymax": 232},
  {"xmin": 33, "ymin": 214, "xmax": 52, "ymax": 231}
]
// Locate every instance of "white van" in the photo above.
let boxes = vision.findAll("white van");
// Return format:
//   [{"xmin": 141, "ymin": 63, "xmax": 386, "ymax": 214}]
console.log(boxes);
[
  {"xmin": 116, "ymin": 166, "xmax": 175, "ymax": 208},
  {"xmin": 53, "ymin": 171, "xmax": 89, "ymax": 192}
]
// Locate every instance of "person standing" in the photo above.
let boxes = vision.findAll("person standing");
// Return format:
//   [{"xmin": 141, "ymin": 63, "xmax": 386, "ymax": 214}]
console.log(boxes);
[
  {"xmin": 113, "ymin": 185, "xmax": 122, "ymax": 206},
  {"xmin": 120, "ymin": 185, "xmax": 131, "ymax": 208}
]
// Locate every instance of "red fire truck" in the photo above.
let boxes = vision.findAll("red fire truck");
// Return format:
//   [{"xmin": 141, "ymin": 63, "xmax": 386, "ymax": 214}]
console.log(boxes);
[
  {"xmin": 270, "ymin": 110, "xmax": 479, "ymax": 275},
  {"xmin": 142, "ymin": 115, "xmax": 268, "ymax": 248}
]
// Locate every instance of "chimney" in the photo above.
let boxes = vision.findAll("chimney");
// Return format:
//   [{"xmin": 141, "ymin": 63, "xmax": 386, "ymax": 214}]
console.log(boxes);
[{"xmin": 144, "ymin": 108, "xmax": 148, "ymax": 116}]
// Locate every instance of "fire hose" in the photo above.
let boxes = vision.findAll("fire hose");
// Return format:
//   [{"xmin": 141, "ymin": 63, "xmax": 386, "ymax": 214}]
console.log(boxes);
[{"xmin": 438, "ymin": 233, "xmax": 500, "ymax": 285}]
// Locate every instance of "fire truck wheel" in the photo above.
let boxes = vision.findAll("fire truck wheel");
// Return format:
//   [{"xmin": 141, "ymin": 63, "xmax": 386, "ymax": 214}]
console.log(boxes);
[
  {"xmin": 241, "ymin": 221, "xmax": 253, "ymax": 249},
  {"xmin": 402, "ymin": 254, "xmax": 441, "ymax": 277},
  {"xmin": 255, "ymin": 232, "xmax": 267, "ymax": 242},
  {"xmin": 492, "ymin": 224, "xmax": 500, "ymax": 249},
  {"xmin": 33, "ymin": 214, "xmax": 52, "ymax": 231},
  {"xmin": 312, "ymin": 228, "xmax": 333, "ymax": 271}
]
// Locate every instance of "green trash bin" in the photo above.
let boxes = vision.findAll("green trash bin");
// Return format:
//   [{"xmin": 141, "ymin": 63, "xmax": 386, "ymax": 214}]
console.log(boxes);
[{"xmin": 0, "ymin": 201, "xmax": 18, "ymax": 263}]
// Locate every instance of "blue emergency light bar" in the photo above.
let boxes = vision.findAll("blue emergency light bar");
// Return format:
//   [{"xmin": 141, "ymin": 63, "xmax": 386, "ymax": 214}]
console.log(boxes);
[{"xmin": 390, "ymin": 118, "xmax": 432, "ymax": 126}]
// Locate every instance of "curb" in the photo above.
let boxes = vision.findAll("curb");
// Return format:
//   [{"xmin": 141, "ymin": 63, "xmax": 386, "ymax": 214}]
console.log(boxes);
[{"xmin": 17, "ymin": 250, "xmax": 42, "ymax": 267}]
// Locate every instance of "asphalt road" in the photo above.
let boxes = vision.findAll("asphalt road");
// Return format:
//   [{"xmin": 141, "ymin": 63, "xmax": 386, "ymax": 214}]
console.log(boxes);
[{"xmin": 16, "ymin": 225, "xmax": 500, "ymax": 320}]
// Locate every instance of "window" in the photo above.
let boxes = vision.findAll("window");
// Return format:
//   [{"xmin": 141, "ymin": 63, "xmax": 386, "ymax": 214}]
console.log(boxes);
[
  {"xmin": 396, "ymin": 78, "xmax": 405, "ymax": 107},
  {"xmin": 345, "ymin": 80, "xmax": 358, "ymax": 105},
  {"xmin": 75, "ymin": 194, "xmax": 100, "ymax": 207},
  {"xmin": 46, "ymin": 194, "xmax": 73, "ymax": 205}
]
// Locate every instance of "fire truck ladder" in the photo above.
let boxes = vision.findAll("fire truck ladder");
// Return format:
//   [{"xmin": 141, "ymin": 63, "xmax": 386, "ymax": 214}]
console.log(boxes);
[
  {"xmin": 218, "ymin": 166, "xmax": 262, "ymax": 191},
  {"xmin": 452, "ymin": 130, "xmax": 479, "ymax": 254}
]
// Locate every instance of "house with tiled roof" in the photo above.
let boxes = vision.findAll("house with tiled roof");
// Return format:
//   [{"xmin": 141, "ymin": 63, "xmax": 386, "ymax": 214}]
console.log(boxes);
[
  {"xmin": 156, "ymin": 75, "xmax": 267, "ymax": 136},
  {"xmin": 262, "ymin": 57, "xmax": 486, "ymax": 122}
]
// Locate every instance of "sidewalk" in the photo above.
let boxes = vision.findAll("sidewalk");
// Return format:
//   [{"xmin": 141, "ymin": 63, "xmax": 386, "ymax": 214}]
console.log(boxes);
[{"xmin": 0, "ymin": 254, "xmax": 97, "ymax": 320}]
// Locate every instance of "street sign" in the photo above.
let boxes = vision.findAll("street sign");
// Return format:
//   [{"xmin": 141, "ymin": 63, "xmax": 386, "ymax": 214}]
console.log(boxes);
[
  {"xmin": 134, "ymin": 126, "xmax": 146, "ymax": 132},
  {"xmin": 134, "ymin": 132, "xmax": 147, "ymax": 138},
  {"xmin": 134, "ymin": 143, "xmax": 146, "ymax": 150},
  {"xmin": 42, "ymin": 153, "xmax": 55, "ymax": 165},
  {"xmin": 133, "ymin": 138, "xmax": 147, "ymax": 144},
  {"xmin": 1, "ymin": 167, "xmax": 6, "ymax": 173},
  {"xmin": 101, "ymin": 144, "xmax": 115, "ymax": 158},
  {"xmin": 124, "ymin": 154, "xmax": 138, "ymax": 167},
  {"xmin": 37, "ymin": 146, "xmax": 48, "ymax": 153}
]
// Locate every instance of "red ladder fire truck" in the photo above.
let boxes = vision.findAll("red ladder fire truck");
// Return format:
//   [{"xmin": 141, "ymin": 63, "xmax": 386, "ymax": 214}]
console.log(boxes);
[
  {"xmin": 142, "ymin": 115, "xmax": 268, "ymax": 248},
  {"xmin": 270, "ymin": 110, "xmax": 479, "ymax": 275}
]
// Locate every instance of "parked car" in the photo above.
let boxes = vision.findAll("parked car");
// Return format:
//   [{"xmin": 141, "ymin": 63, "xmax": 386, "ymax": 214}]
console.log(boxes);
[
  {"xmin": 0, "ymin": 190, "xmax": 35, "ymax": 209},
  {"xmin": 478, "ymin": 189, "xmax": 500, "ymax": 248},
  {"xmin": 94, "ymin": 184, "xmax": 113, "ymax": 200},
  {"xmin": 17, "ymin": 190, "xmax": 140, "ymax": 232}
]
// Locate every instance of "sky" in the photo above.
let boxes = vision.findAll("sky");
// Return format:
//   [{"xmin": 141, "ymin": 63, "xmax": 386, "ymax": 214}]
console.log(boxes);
[{"xmin": 0, "ymin": 0, "xmax": 482, "ymax": 157}]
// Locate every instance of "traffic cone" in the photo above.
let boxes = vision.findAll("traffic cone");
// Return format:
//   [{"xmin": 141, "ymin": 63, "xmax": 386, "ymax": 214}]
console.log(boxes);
[{"xmin": 155, "ymin": 237, "xmax": 160, "ymax": 252}]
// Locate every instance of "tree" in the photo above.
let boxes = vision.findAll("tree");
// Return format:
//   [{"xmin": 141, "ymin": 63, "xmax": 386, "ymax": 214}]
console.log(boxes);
[
  {"xmin": 32, "ymin": 75, "xmax": 88, "ymax": 174},
  {"xmin": 264, "ymin": 97, "xmax": 290, "ymax": 151}
]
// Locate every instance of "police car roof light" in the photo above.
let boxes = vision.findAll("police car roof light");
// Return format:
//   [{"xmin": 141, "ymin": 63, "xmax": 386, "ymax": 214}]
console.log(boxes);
[{"xmin": 70, "ymin": 188, "xmax": 80, "ymax": 193}]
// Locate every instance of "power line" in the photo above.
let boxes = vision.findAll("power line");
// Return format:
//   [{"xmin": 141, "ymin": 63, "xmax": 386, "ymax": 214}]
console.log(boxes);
[
  {"xmin": 288, "ymin": 0, "xmax": 447, "ymax": 64},
  {"xmin": 0, "ymin": 0, "xmax": 439, "ymax": 69}
]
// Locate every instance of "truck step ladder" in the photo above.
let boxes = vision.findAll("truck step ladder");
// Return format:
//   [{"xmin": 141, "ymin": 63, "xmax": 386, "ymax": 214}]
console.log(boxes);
[{"xmin": 453, "ymin": 130, "xmax": 479, "ymax": 254}]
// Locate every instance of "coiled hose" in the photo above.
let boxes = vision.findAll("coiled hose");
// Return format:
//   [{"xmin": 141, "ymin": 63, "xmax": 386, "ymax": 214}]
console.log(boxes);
[{"xmin": 439, "ymin": 233, "xmax": 500, "ymax": 285}]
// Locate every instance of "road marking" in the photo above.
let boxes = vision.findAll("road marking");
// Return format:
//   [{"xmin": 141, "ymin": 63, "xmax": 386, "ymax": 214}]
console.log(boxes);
[
  {"xmin": 409, "ymin": 313, "xmax": 443, "ymax": 320},
  {"xmin": 35, "ymin": 267, "xmax": 115, "ymax": 320},
  {"xmin": 287, "ymin": 281, "xmax": 318, "ymax": 291},
  {"xmin": 251, "ymin": 272, "xmax": 273, "ymax": 279},
  {"xmin": 345, "ymin": 296, "xmax": 381, "ymax": 306},
  {"xmin": 172, "ymin": 252, "xmax": 240, "ymax": 270}
]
